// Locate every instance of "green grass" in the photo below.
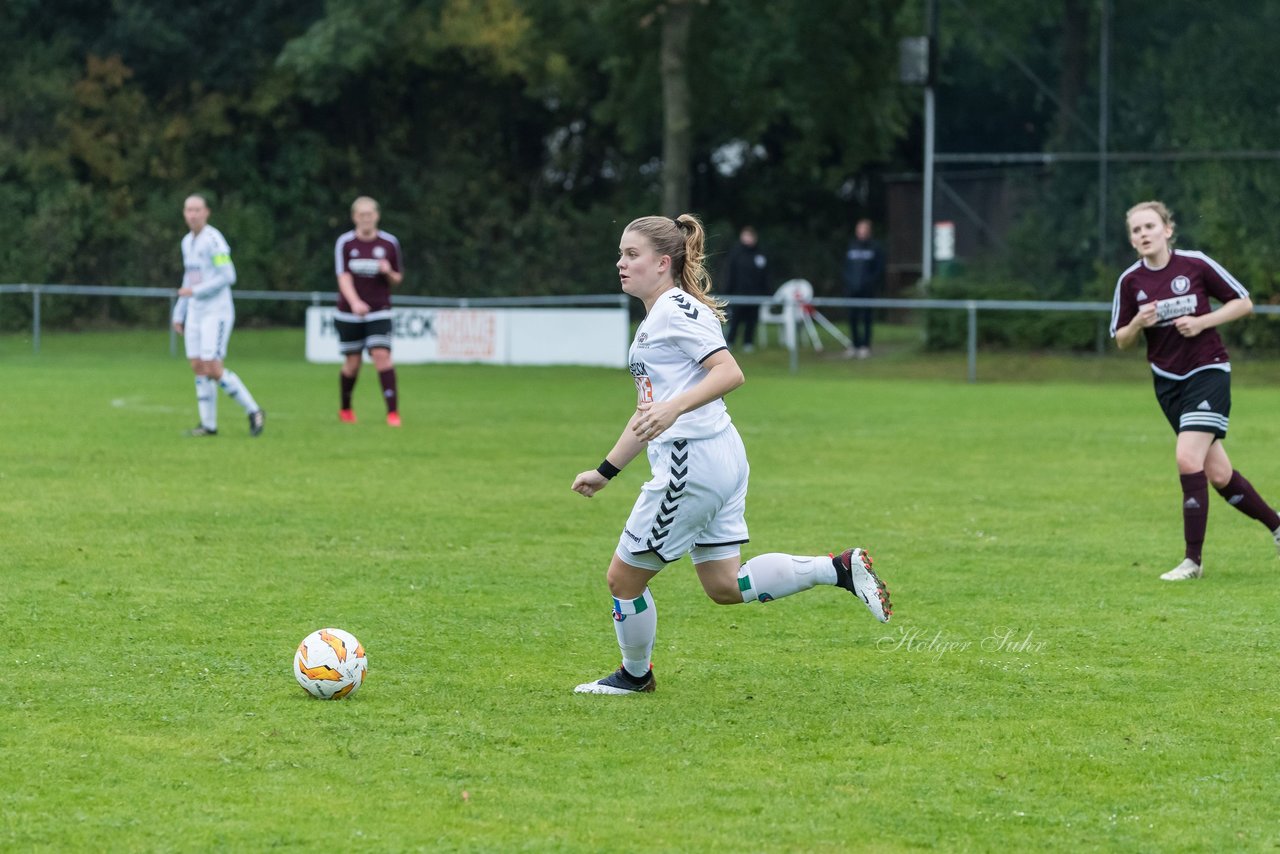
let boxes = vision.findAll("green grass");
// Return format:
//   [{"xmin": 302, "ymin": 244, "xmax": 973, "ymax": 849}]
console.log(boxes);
[{"xmin": 4, "ymin": 329, "xmax": 1280, "ymax": 851}]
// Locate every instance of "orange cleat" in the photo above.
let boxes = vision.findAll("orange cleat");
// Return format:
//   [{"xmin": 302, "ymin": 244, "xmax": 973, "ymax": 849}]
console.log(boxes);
[
  {"xmin": 386, "ymin": 412, "xmax": 402, "ymax": 428},
  {"xmin": 339, "ymin": 409, "xmax": 357, "ymax": 424}
]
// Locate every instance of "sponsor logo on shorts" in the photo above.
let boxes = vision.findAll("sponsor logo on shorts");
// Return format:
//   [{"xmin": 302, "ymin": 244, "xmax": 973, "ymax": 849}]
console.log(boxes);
[{"xmin": 623, "ymin": 527, "xmax": 641, "ymax": 544}]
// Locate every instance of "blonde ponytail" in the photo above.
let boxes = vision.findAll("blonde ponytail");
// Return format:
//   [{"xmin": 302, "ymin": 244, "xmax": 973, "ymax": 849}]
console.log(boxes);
[{"xmin": 623, "ymin": 213, "xmax": 726, "ymax": 322}]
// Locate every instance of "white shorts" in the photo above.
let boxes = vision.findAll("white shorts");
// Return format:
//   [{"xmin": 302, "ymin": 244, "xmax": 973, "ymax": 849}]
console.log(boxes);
[
  {"xmin": 616, "ymin": 423, "xmax": 750, "ymax": 570},
  {"xmin": 184, "ymin": 311, "xmax": 234, "ymax": 362}
]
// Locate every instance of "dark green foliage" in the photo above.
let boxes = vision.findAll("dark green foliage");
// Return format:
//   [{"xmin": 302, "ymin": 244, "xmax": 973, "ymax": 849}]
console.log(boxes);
[
  {"xmin": 3, "ymin": 0, "xmax": 1280, "ymax": 347},
  {"xmin": 929, "ymin": 0, "xmax": 1280, "ymax": 351},
  {"xmin": 0, "ymin": 0, "xmax": 917, "ymax": 331}
]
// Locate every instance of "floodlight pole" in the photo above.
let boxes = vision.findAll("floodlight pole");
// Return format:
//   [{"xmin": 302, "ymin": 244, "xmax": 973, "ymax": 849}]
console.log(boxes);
[{"xmin": 921, "ymin": 0, "xmax": 938, "ymax": 288}]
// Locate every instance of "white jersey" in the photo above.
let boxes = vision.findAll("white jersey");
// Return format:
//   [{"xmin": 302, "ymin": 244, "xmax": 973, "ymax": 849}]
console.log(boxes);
[
  {"xmin": 173, "ymin": 225, "xmax": 236, "ymax": 324},
  {"xmin": 629, "ymin": 289, "xmax": 731, "ymax": 440}
]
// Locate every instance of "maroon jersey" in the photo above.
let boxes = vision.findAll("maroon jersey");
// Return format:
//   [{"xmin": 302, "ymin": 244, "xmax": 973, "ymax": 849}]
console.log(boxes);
[
  {"xmin": 1110, "ymin": 249, "xmax": 1248, "ymax": 380},
  {"xmin": 334, "ymin": 229, "xmax": 402, "ymax": 315}
]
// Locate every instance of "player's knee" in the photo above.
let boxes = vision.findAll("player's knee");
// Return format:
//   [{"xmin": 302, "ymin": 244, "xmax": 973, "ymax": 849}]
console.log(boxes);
[
  {"xmin": 606, "ymin": 566, "xmax": 647, "ymax": 600},
  {"xmin": 1175, "ymin": 447, "xmax": 1206, "ymax": 474},
  {"xmin": 698, "ymin": 573, "xmax": 743, "ymax": 605},
  {"xmin": 706, "ymin": 586, "xmax": 742, "ymax": 606},
  {"xmin": 1176, "ymin": 457, "xmax": 1206, "ymax": 475}
]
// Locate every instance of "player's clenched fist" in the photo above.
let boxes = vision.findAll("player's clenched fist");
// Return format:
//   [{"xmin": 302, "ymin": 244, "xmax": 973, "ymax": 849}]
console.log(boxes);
[{"xmin": 572, "ymin": 470, "xmax": 608, "ymax": 498}]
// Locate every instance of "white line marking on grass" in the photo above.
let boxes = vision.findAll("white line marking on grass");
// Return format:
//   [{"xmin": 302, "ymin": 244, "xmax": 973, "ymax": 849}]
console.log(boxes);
[{"xmin": 111, "ymin": 397, "xmax": 181, "ymax": 414}]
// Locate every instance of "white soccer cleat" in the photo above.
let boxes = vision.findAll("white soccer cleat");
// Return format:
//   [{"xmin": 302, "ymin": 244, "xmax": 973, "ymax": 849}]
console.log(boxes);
[
  {"xmin": 1160, "ymin": 558, "xmax": 1203, "ymax": 581},
  {"xmin": 573, "ymin": 665, "xmax": 655, "ymax": 695},
  {"xmin": 836, "ymin": 548, "xmax": 892, "ymax": 622}
]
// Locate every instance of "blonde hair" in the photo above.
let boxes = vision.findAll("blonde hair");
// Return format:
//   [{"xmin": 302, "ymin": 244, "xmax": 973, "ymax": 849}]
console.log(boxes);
[
  {"xmin": 1126, "ymin": 200, "xmax": 1175, "ymax": 240},
  {"xmin": 623, "ymin": 213, "xmax": 726, "ymax": 322},
  {"xmin": 351, "ymin": 196, "xmax": 380, "ymax": 214}
]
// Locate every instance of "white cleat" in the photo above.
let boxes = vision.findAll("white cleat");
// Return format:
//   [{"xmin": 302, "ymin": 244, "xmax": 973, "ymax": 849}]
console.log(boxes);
[
  {"xmin": 1160, "ymin": 558, "xmax": 1203, "ymax": 581},
  {"xmin": 574, "ymin": 666, "xmax": 655, "ymax": 695},
  {"xmin": 836, "ymin": 548, "xmax": 892, "ymax": 622}
]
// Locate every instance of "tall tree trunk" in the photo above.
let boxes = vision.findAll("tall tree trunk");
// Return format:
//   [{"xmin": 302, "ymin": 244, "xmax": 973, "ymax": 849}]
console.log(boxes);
[
  {"xmin": 1052, "ymin": 0, "xmax": 1088, "ymax": 147},
  {"xmin": 660, "ymin": 0, "xmax": 693, "ymax": 216}
]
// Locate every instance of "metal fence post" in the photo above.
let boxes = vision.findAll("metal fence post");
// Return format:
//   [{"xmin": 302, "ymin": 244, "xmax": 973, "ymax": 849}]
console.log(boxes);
[
  {"xmin": 32, "ymin": 286, "xmax": 41, "ymax": 354},
  {"xmin": 169, "ymin": 296, "xmax": 178, "ymax": 356},
  {"xmin": 966, "ymin": 300, "xmax": 977, "ymax": 383},
  {"xmin": 784, "ymin": 298, "xmax": 798, "ymax": 374}
]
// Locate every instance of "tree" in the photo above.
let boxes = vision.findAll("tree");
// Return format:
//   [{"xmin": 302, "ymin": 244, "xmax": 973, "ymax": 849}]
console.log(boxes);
[
  {"xmin": 658, "ymin": 0, "xmax": 698, "ymax": 216},
  {"xmin": 1, "ymin": 0, "xmax": 920, "ymax": 324}
]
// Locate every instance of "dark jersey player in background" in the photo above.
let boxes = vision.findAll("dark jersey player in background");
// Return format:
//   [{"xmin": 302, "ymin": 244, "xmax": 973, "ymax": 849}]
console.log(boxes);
[
  {"xmin": 1110, "ymin": 200, "xmax": 1280, "ymax": 581},
  {"xmin": 334, "ymin": 196, "xmax": 403, "ymax": 427}
]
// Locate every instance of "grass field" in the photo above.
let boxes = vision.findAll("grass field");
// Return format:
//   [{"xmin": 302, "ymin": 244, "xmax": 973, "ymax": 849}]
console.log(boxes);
[{"xmin": 3, "ymin": 329, "xmax": 1280, "ymax": 851}]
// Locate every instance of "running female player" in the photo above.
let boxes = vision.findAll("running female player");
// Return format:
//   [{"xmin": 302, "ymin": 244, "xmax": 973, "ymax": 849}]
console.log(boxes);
[
  {"xmin": 571, "ymin": 213, "xmax": 891, "ymax": 695},
  {"xmin": 1111, "ymin": 200, "xmax": 1280, "ymax": 580}
]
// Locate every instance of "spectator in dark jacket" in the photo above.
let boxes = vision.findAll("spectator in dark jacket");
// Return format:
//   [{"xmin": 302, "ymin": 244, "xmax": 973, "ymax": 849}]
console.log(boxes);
[
  {"xmin": 722, "ymin": 226, "xmax": 769, "ymax": 352},
  {"xmin": 842, "ymin": 218, "xmax": 885, "ymax": 358}
]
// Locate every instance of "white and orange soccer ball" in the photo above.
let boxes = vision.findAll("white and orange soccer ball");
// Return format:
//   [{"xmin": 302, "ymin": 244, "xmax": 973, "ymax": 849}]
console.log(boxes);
[{"xmin": 293, "ymin": 628, "xmax": 367, "ymax": 699}]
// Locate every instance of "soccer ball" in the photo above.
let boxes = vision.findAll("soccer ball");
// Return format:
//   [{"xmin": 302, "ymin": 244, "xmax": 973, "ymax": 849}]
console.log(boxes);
[{"xmin": 293, "ymin": 628, "xmax": 367, "ymax": 699}]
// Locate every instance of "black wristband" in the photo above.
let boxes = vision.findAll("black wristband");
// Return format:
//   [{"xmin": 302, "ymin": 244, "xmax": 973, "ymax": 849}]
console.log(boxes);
[{"xmin": 597, "ymin": 459, "xmax": 622, "ymax": 480}]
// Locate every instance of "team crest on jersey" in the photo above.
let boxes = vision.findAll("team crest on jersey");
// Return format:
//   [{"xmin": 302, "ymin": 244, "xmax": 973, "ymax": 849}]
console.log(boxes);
[
  {"xmin": 351, "ymin": 248, "xmax": 360, "ymax": 257},
  {"xmin": 374, "ymin": 246, "xmax": 386, "ymax": 259},
  {"xmin": 1171, "ymin": 275, "xmax": 1191, "ymax": 295}
]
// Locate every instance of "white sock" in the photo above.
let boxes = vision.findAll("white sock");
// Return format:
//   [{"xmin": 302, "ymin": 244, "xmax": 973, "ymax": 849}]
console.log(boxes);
[
  {"xmin": 218, "ymin": 369, "xmax": 260, "ymax": 414},
  {"xmin": 612, "ymin": 589, "xmax": 656, "ymax": 677},
  {"xmin": 738, "ymin": 553, "xmax": 838, "ymax": 603},
  {"xmin": 195, "ymin": 376, "xmax": 217, "ymax": 429}
]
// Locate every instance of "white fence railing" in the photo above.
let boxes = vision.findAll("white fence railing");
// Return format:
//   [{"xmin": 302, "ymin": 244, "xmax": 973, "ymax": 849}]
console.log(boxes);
[{"xmin": 3, "ymin": 283, "xmax": 1278, "ymax": 382}]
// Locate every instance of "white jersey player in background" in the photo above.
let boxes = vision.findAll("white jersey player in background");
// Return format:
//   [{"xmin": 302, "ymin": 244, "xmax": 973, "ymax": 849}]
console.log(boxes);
[
  {"xmin": 171, "ymin": 194, "xmax": 265, "ymax": 437},
  {"xmin": 570, "ymin": 213, "xmax": 892, "ymax": 696}
]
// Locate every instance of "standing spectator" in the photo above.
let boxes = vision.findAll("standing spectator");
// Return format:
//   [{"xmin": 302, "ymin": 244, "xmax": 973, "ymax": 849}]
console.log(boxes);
[
  {"xmin": 334, "ymin": 196, "xmax": 404, "ymax": 427},
  {"xmin": 721, "ymin": 225, "xmax": 769, "ymax": 352},
  {"xmin": 842, "ymin": 218, "xmax": 885, "ymax": 359},
  {"xmin": 171, "ymin": 194, "xmax": 265, "ymax": 438},
  {"xmin": 1111, "ymin": 200, "xmax": 1280, "ymax": 580},
  {"xmin": 570, "ymin": 213, "xmax": 891, "ymax": 696}
]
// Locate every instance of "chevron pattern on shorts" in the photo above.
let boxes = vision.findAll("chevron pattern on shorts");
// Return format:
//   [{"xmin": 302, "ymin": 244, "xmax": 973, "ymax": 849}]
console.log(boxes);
[{"xmin": 648, "ymin": 439, "xmax": 688, "ymax": 551}]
